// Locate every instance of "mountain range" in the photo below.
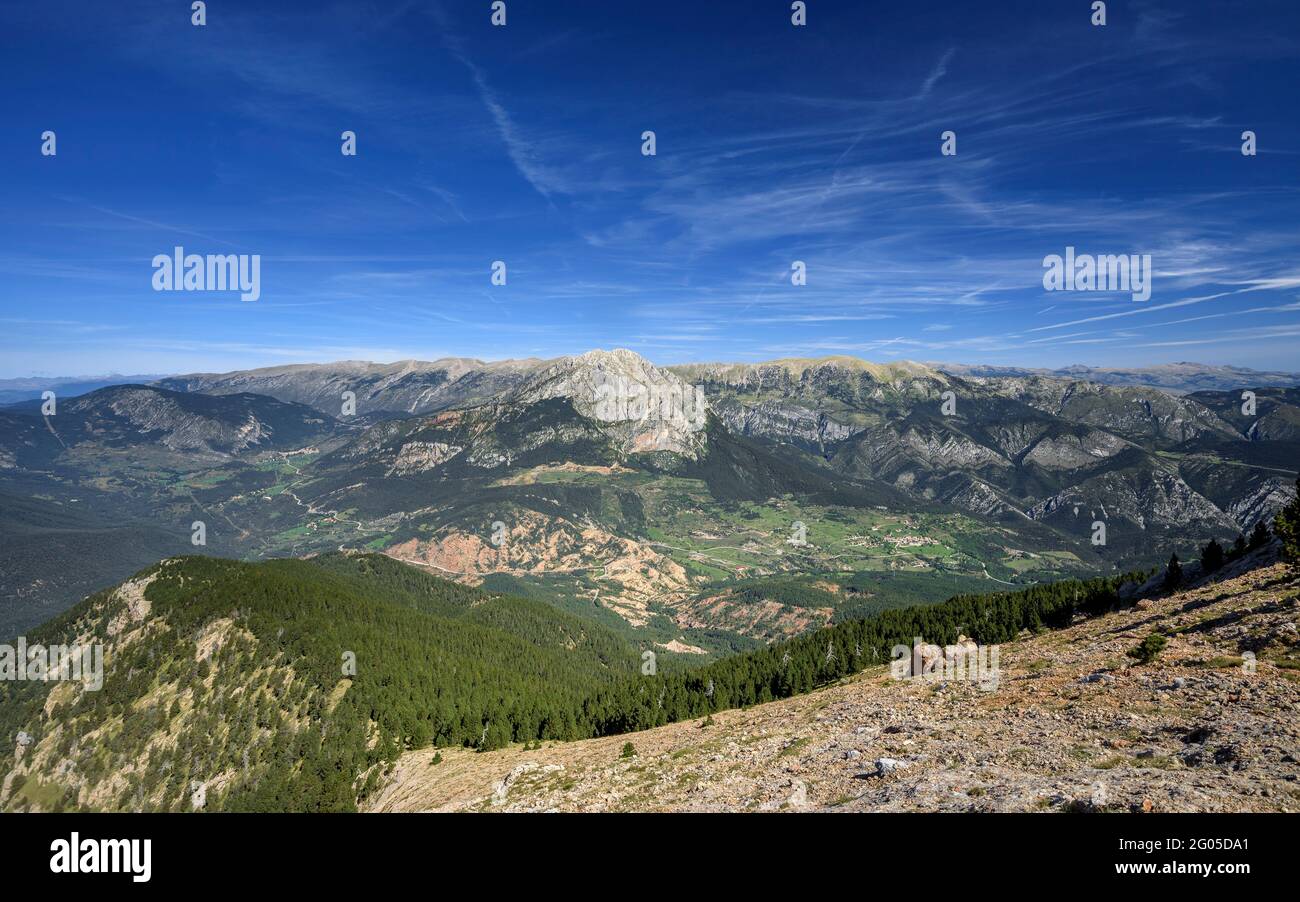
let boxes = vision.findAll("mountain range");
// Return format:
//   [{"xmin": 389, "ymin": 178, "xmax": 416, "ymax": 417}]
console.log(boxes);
[
  {"xmin": 0, "ymin": 375, "xmax": 171, "ymax": 407},
  {"xmin": 1, "ymin": 350, "xmax": 1295, "ymax": 647},
  {"xmin": 932, "ymin": 362, "xmax": 1300, "ymax": 395}
]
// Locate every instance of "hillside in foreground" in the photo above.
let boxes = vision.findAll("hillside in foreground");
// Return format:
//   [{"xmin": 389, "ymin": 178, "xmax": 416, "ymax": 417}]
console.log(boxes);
[
  {"xmin": 0, "ymin": 553, "xmax": 645, "ymax": 812},
  {"xmin": 366, "ymin": 555, "xmax": 1300, "ymax": 813}
]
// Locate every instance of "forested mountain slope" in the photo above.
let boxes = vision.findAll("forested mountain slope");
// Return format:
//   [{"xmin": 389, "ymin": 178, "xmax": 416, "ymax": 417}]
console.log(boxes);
[{"xmin": 0, "ymin": 553, "xmax": 643, "ymax": 812}]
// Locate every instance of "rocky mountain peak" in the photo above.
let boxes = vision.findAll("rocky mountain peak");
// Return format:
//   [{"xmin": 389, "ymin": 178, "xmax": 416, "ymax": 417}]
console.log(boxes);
[{"xmin": 510, "ymin": 348, "xmax": 709, "ymax": 456}]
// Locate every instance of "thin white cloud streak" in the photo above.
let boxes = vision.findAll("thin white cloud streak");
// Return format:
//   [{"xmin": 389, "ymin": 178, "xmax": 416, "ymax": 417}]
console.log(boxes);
[
  {"xmin": 427, "ymin": 2, "xmax": 568, "ymax": 202},
  {"xmin": 1129, "ymin": 327, "xmax": 1300, "ymax": 349},
  {"xmin": 1026, "ymin": 290, "xmax": 1244, "ymax": 333},
  {"xmin": 916, "ymin": 48, "xmax": 955, "ymax": 99}
]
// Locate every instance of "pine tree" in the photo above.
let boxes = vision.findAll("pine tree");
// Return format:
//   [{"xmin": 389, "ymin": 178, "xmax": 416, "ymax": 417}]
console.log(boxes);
[
  {"xmin": 1200, "ymin": 539, "xmax": 1225, "ymax": 574},
  {"xmin": 1232, "ymin": 533, "xmax": 1246, "ymax": 558},
  {"xmin": 1163, "ymin": 553, "xmax": 1183, "ymax": 590},
  {"xmin": 1250, "ymin": 519, "xmax": 1271, "ymax": 549},
  {"xmin": 1127, "ymin": 632, "xmax": 1167, "ymax": 665}
]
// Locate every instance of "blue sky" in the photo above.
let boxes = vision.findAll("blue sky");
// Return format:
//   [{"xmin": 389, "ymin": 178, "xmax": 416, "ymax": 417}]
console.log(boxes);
[{"xmin": 2, "ymin": 0, "xmax": 1299, "ymax": 378}]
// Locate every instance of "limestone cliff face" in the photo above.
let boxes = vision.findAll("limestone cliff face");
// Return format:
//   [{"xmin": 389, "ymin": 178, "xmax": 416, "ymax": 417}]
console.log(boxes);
[
  {"xmin": 671, "ymin": 357, "xmax": 946, "ymax": 400},
  {"xmin": 1019, "ymin": 430, "xmax": 1129, "ymax": 470},
  {"xmin": 709, "ymin": 398, "xmax": 861, "ymax": 445},
  {"xmin": 1026, "ymin": 467, "xmax": 1239, "ymax": 536},
  {"xmin": 966, "ymin": 375, "xmax": 1240, "ymax": 444},
  {"xmin": 509, "ymin": 349, "xmax": 709, "ymax": 458}
]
